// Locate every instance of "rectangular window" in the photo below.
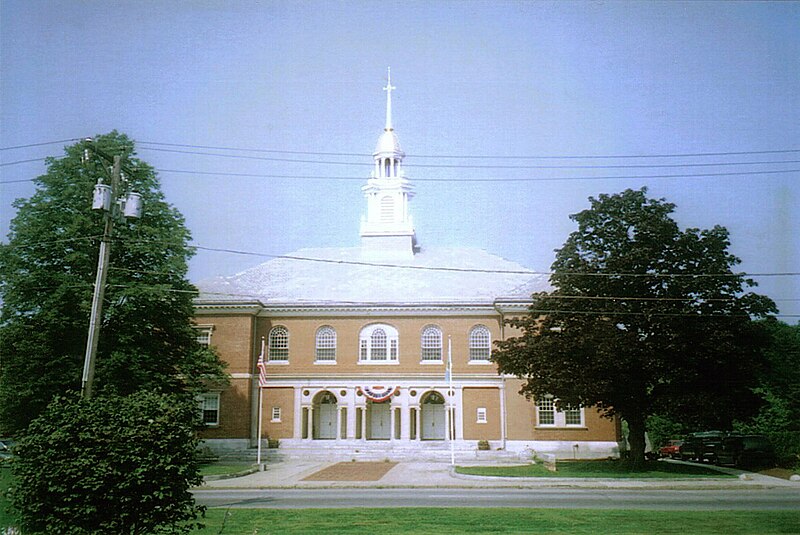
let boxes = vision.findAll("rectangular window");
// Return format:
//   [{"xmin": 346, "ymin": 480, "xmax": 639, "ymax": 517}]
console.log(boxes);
[
  {"xmin": 537, "ymin": 397, "xmax": 555, "ymax": 426},
  {"xmin": 194, "ymin": 326, "xmax": 213, "ymax": 347},
  {"xmin": 390, "ymin": 340, "xmax": 398, "ymax": 360},
  {"xmin": 360, "ymin": 340, "xmax": 368, "ymax": 361},
  {"xmin": 271, "ymin": 407, "xmax": 281, "ymax": 422},
  {"xmin": 476, "ymin": 407, "xmax": 487, "ymax": 424},
  {"xmin": 198, "ymin": 393, "xmax": 220, "ymax": 426},
  {"xmin": 564, "ymin": 406, "xmax": 583, "ymax": 426},
  {"xmin": 536, "ymin": 396, "xmax": 584, "ymax": 427}
]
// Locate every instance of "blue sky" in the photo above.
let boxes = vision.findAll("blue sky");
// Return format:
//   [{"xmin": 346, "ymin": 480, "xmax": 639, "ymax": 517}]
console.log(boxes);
[{"xmin": 1, "ymin": 1, "xmax": 798, "ymax": 318}]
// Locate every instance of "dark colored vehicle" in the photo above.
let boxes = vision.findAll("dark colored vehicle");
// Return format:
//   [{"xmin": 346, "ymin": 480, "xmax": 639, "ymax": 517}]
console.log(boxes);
[
  {"xmin": 659, "ymin": 439, "xmax": 684, "ymax": 459},
  {"xmin": 679, "ymin": 431, "xmax": 725, "ymax": 463},
  {"xmin": 716, "ymin": 435, "xmax": 776, "ymax": 468}
]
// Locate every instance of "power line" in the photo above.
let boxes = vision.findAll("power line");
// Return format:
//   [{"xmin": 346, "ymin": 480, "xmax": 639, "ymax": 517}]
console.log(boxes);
[
  {"xmin": 138, "ymin": 140, "xmax": 800, "ymax": 160},
  {"xmin": 0, "ymin": 138, "xmax": 81, "ymax": 151},
  {"xmin": 5, "ymin": 235, "xmax": 104, "ymax": 249},
  {"xmin": 5, "ymin": 165, "xmax": 798, "ymax": 186},
  {"xmin": 138, "ymin": 140, "xmax": 369, "ymax": 158},
  {"xmin": 155, "ymin": 167, "xmax": 800, "ymax": 183},
  {"xmin": 149, "ymin": 239, "xmax": 800, "ymax": 279},
  {"xmin": 109, "ymin": 265, "xmax": 800, "ymax": 304},
  {"xmin": 0, "ymin": 157, "xmax": 47, "ymax": 167},
  {"xmin": 138, "ymin": 145, "xmax": 800, "ymax": 171}
]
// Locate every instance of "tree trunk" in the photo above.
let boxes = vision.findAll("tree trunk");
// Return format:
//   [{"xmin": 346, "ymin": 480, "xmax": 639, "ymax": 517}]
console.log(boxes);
[{"xmin": 625, "ymin": 414, "xmax": 647, "ymax": 469}]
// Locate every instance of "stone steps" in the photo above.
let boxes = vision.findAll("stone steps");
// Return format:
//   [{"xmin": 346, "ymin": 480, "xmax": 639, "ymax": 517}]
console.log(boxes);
[{"xmin": 218, "ymin": 440, "xmax": 529, "ymax": 463}]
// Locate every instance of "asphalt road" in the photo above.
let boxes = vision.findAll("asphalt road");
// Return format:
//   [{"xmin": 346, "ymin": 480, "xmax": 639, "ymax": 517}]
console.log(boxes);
[{"xmin": 193, "ymin": 487, "xmax": 800, "ymax": 511}]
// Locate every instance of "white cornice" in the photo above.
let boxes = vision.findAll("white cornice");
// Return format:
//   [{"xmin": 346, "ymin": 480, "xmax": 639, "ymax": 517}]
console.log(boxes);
[
  {"xmin": 194, "ymin": 301, "xmax": 263, "ymax": 315},
  {"xmin": 194, "ymin": 299, "xmax": 534, "ymax": 317}
]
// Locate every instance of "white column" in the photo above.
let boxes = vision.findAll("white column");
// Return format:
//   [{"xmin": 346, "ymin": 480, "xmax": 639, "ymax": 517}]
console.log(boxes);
[
  {"xmin": 361, "ymin": 406, "xmax": 368, "ymax": 440},
  {"xmin": 444, "ymin": 395, "xmax": 451, "ymax": 443},
  {"xmin": 400, "ymin": 393, "xmax": 410, "ymax": 440},
  {"xmin": 293, "ymin": 389, "xmax": 303, "ymax": 439},
  {"xmin": 347, "ymin": 391, "xmax": 357, "ymax": 439},
  {"xmin": 336, "ymin": 406, "xmax": 343, "ymax": 440},
  {"xmin": 307, "ymin": 407, "xmax": 314, "ymax": 440},
  {"xmin": 455, "ymin": 387, "xmax": 464, "ymax": 440},
  {"xmin": 414, "ymin": 407, "xmax": 421, "ymax": 440}
]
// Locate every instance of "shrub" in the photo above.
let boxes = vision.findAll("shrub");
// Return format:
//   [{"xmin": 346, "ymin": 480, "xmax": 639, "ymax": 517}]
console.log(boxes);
[{"xmin": 9, "ymin": 391, "xmax": 205, "ymax": 534}]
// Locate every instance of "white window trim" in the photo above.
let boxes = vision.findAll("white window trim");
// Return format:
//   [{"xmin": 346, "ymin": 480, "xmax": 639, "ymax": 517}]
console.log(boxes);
[
  {"xmin": 268, "ymin": 326, "xmax": 289, "ymax": 362},
  {"xmin": 197, "ymin": 392, "xmax": 220, "ymax": 427},
  {"xmin": 314, "ymin": 326, "xmax": 337, "ymax": 363},
  {"xmin": 271, "ymin": 407, "xmax": 282, "ymax": 423},
  {"xmin": 420, "ymin": 325, "xmax": 443, "ymax": 363},
  {"xmin": 358, "ymin": 323, "xmax": 400, "ymax": 364},
  {"xmin": 468, "ymin": 325, "xmax": 492, "ymax": 362},
  {"xmin": 476, "ymin": 407, "xmax": 487, "ymax": 424},
  {"xmin": 194, "ymin": 324, "xmax": 214, "ymax": 347},
  {"xmin": 536, "ymin": 396, "xmax": 585, "ymax": 428}
]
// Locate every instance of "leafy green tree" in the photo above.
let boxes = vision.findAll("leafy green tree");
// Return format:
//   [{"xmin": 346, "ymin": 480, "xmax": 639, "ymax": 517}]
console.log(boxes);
[
  {"xmin": 0, "ymin": 132, "xmax": 226, "ymax": 434},
  {"xmin": 493, "ymin": 188, "xmax": 776, "ymax": 466},
  {"xmin": 9, "ymin": 391, "xmax": 205, "ymax": 534},
  {"xmin": 734, "ymin": 319, "xmax": 800, "ymax": 467}
]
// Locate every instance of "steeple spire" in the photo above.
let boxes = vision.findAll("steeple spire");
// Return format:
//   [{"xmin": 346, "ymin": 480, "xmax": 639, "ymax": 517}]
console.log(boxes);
[
  {"xmin": 383, "ymin": 67, "xmax": 395, "ymax": 131},
  {"xmin": 361, "ymin": 69, "xmax": 416, "ymax": 257}
]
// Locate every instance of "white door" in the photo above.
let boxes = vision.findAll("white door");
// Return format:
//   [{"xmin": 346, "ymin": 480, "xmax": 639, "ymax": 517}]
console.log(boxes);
[
  {"xmin": 421, "ymin": 403, "xmax": 445, "ymax": 440},
  {"xmin": 316, "ymin": 403, "xmax": 337, "ymax": 439},
  {"xmin": 369, "ymin": 403, "xmax": 391, "ymax": 440}
]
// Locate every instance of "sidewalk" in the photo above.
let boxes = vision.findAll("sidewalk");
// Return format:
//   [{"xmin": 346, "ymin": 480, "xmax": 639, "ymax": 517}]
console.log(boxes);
[{"xmin": 201, "ymin": 459, "xmax": 800, "ymax": 490}]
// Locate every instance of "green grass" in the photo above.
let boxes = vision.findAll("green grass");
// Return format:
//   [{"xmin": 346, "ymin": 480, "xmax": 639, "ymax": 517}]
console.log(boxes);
[
  {"xmin": 193, "ymin": 508, "xmax": 800, "ymax": 534},
  {"xmin": 455, "ymin": 459, "xmax": 734, "ymax": 478},
  {"xmin": 0, "ymin": 462, "xmax": 17, "ymax": 529},
  {"xmin": 199, "ymin": 462, "xmax": 256, "ymax": 477}
]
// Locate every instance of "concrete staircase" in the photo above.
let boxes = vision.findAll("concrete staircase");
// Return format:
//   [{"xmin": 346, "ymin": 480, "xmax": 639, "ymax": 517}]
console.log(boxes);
[{"xmin": 217, "ymin": 440, "xmax": 529, "ymax": 463}]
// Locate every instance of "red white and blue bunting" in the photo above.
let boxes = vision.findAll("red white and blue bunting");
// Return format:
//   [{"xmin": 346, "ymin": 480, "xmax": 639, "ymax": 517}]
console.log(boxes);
[{"xmin": 358, "ymin": 385, "xmax": 399, "ymax": 403}]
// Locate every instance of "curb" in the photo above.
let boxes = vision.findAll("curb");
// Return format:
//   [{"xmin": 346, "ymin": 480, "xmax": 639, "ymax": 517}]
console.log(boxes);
[{"xmin": 203, "ymin": 466, "xmax": 260, "ymax": 481}]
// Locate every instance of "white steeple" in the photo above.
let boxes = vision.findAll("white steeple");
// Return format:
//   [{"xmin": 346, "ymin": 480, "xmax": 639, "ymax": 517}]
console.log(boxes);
[{"xmin": 360, "ymin": 68, "xmax": 416, "ymax": 257}]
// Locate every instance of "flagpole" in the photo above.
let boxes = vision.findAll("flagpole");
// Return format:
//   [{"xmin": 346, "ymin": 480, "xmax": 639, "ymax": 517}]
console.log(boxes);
[
  {"xmin": 448, "ymin": 336, "xmax": 455, "ymax": 466},
  {"xmin": 256, "ymin": 337, "xmax": 266, "ymax": 469}
]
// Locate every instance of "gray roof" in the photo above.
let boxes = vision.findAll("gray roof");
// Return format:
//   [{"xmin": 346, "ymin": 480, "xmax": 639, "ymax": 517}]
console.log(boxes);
[{"xmin": 195, "ymin": 246, "xmax": 549, "ymax": 305}]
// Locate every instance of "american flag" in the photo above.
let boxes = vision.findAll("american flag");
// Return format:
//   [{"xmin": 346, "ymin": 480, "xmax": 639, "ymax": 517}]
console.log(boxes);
[{"xmin": 256, "ymin": 339, "xmax": 267, "ymax": 388}]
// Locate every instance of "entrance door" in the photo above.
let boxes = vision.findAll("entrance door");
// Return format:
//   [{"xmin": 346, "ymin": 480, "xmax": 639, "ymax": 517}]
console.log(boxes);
[
  {"xmin": 421, "ymin": 392, "xmax": 445, "ymax": 440},
  {"xmin": 317, "ymin": 403, "xmax": 337, "ymax": 439},
  {"xmin": 314, "ymin": 391, "xmax": 337, "ymax": 440},
  {"xmin": 368, "ymin": 402, "xmax": 391, "ymax": 440}
]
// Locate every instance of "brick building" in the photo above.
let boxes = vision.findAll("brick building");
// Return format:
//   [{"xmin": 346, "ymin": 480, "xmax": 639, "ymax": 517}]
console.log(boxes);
[{"xmin": 193, "ymin": 72, "xmax": 621, "ymax": 459}]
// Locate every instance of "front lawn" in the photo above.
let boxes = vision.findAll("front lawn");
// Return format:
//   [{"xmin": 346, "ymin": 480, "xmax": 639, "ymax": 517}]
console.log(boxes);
[
  {"xmin": 199, "ymin": 462, "xmax": 255, "ymax": 477},
  {"xmin": 455, "ymin": 459, "xmax": 734, "ymax": 478},
  {"xmin": 0, "ymin": 462, "xmax": 17, "ymax": 529},
  {"xmin": 194, "ymin": 508, "xmax": 800, "ymax": 534}
]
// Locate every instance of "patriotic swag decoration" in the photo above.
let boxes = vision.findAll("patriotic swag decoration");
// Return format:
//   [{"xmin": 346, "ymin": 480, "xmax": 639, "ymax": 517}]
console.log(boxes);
[{"xmin": 359, "ymin": 385, "xmax": 399, "ymax": 402}]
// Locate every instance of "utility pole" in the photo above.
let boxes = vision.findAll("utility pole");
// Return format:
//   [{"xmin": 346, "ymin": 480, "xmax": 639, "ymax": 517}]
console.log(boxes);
[{"xmin": 81, "ymin": 146, "xmax": 142, "ymax": 399}]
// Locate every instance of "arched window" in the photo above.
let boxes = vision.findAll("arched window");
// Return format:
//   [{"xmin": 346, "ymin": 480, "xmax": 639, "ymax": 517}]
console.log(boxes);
[
  {"xmin": 421, "ymin": 325, "xmax": 442, "ymax": 361},
  {"xmin": 359, "ymin": 324, "xmax": 399, "ymax": 363},
  {"xmin": 315, "ymin": 326, "xmax": 336, "ymax": 362},
  {"xmin": 469, "ymin": 325, "xmax": 491, "ymax": 361},
  {"xmin": 268, "ymin": 326, "xmax": 289, "ymax": 362}
]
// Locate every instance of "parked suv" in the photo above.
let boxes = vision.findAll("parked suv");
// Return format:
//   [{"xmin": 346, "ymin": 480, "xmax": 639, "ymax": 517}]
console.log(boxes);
[
  {"xmin": 716, "ymin": 435, "xmax": 775, "ymax": 468},
  {"xmin": 679, "ymin": 431, "xmax": 725, "ymax": 463}
]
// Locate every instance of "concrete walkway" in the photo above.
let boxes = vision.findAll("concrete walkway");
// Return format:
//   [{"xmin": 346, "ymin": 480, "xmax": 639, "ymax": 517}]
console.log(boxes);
[{"xmin": 201, "ymin": 459, "xmax": 800, "ymax": 490}]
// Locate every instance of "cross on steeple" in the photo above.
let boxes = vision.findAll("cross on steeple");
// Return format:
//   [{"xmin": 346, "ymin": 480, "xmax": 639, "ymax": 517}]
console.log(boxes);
[{"xmin": 383, "ymin": 67, "xmax": 395, "ymax": 131}]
